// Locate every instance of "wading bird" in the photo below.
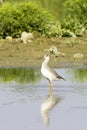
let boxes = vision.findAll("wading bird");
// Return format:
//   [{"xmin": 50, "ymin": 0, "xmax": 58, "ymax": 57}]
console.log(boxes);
[{"xmin": 41, "ymin": 55, "xmax": 65, "ymax": 92}]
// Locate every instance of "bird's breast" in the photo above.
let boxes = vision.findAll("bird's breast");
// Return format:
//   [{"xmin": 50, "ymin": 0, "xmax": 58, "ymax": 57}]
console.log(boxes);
[{"xmin": 41, "ymin": 67, "xmax": 55, "ymax": 81}]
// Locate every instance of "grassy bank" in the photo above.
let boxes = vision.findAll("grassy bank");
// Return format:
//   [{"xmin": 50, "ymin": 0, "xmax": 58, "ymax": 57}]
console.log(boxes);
[{"xmin": 0, "ymin": 36, "xmax": 87, "ymax": 68}]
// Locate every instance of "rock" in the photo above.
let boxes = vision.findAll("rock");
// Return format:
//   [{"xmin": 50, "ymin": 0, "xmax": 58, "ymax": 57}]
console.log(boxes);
[
  {"xmin": 6, "ymin": 36, "xmax": 13, "ymax": 41},
  {"xmin": 49, "ymin": 46, "xmax": 58, "ymax": 56},
  {"xmin": 73, "ymin": 53, "xmax": 84, "ymax": 59},
  {"xmin": 58, "ymin": 52, "xmax": 66, "ymax": 57},
  {"xmin": 69, "ymin": 32, "xmax": 77, "ymax": 38},
  {"xmin": 79, "ymin": 27, "xmax": 86, "ymax": 36},
  {"xmin": 45, "ymin": 45, "xmax": 66, "ymax": 57},
  {"xmin": 21, "ymin": 31, "xmax": 33, "ymax": 44}
]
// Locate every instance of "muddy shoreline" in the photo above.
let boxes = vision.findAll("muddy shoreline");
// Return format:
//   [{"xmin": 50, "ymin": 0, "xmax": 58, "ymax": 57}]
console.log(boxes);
[{"xmin": 0, "ymin": 36, "xmax": 87, "ymax": 68}]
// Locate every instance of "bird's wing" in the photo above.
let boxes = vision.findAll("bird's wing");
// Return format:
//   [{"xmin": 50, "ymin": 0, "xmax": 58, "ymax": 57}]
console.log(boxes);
[{"xmin": 47, "ymin": 66, "xmax": 65, "ymax": 80}]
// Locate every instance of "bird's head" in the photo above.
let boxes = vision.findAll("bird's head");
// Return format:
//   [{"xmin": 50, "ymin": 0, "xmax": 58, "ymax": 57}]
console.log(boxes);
[{"xmin": 44, "ymin": 54, "xmax": 50, "ymax": 60}]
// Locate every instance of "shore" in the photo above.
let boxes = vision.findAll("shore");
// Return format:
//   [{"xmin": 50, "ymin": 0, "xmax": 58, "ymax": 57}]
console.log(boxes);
[{"xmin": 0, "ymin": 36, "xmax": 87, "ymax": 68}]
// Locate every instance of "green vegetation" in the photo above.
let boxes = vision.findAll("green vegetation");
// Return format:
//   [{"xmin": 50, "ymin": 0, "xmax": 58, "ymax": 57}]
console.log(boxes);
[
  {"xmin": 0, "ymin": 1, "xmax": 61, "ymax": 38},
  {"xmin": 35, "ymin": 0, "xmax": 64, "ymax": 21},
  {"xmin": 0, "ymin": 68, "xmax": 41, "ymax": 83},
  {"xmin": 74, "ymin": 68, "xmax": 87, "ymax": 82},
  {"xmin": 62, "ymin": 0, "xmax": 87, "ymax": 36},
  {"xmin": 0, "ymin": 0, "xmax": 87, "ymax": 38},
  {"xmin": 66, "ymin": 38, "xmax": 79, "ymax": 47},
  {"xmin": 68, "ymin": 68, "xmax": 87, "ymax": 82}
]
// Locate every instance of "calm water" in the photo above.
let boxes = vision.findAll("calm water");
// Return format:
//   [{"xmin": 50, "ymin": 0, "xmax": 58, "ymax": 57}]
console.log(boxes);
[{"xmin": 0, "ymin": 67, "xmax": 87, "ymax": 130}]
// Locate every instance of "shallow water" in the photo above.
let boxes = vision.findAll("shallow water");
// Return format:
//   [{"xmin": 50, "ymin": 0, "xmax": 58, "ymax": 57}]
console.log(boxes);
[{"xmin": 0, "ymin": 68, "xmax": 87, "ymax": 130}]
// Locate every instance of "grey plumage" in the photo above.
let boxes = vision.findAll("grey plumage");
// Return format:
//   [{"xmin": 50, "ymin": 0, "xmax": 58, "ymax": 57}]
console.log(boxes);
[{"xmin": 41, "ymin": 55, "xmax": 65, "ymax": 83}]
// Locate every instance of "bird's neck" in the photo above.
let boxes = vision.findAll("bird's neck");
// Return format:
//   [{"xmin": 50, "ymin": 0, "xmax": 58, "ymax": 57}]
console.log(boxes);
[{"xmin": 42, "ymin": 59, "xmax": 49, "ymax": 67}]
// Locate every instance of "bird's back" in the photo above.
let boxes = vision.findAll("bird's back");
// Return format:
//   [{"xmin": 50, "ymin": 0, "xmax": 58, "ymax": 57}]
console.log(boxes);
[{"xmin": 41, "ymin": 64, "xmax": 64, "ymax": 81}]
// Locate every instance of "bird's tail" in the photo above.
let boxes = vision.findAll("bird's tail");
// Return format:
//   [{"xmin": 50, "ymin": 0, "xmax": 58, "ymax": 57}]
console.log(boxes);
[
  {"xmin": 61, "ymin": 77, "xmax": 66, "ymax": 81},
  {"xmin": 57, "ymin": 75, "xmax": 66, "ymax": 81}
]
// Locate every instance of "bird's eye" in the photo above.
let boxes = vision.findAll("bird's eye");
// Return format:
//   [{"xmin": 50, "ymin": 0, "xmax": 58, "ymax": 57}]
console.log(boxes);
[
  {"xmin": 44, "ymin": 54, "xmax": 50, "ymax": 58},
  {"xmin": 46, "ymin": 54, "xmax": 49, "ymax": 57}
]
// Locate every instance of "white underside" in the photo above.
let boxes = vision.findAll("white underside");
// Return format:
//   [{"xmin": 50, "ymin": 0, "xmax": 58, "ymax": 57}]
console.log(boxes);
[{"xmin": 41, "ymin": 68, "xmax": 59, "ymax": 82}]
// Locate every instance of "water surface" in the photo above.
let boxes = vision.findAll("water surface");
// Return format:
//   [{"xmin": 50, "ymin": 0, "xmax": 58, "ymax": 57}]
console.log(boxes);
[{"xmin": 0, "ymin": 68, "xmax": 87, "ymax": 130}]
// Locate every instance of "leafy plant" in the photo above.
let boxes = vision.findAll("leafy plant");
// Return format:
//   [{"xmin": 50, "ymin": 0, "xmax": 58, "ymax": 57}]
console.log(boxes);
[
  {"xmin": 0, "ymin": 1, "xmax": 61, "ymax": 38},
  {"xmin": 66, "ymin": 38, "xmax": 79, "ymax": 47},
  {"xmin": 62, "ymin": 0, "xmax": 87, "ymax": 36}
]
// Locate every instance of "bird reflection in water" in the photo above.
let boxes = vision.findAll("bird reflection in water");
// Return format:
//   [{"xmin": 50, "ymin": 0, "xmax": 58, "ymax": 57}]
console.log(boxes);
[{"xmin": 41, "ymin": 89, "xmax": 61, "ymax": 126}]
